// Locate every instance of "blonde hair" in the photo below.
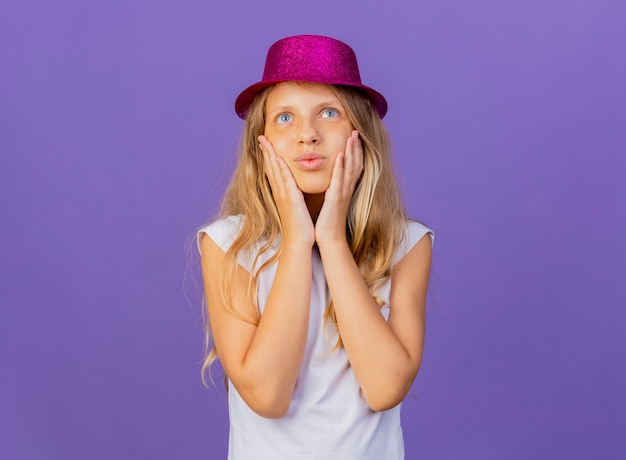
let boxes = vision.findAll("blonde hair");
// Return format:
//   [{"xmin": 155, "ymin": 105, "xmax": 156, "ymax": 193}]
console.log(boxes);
[{"xmin": 201, "ymin": 84, "xmax": 407, "ymax": 384}]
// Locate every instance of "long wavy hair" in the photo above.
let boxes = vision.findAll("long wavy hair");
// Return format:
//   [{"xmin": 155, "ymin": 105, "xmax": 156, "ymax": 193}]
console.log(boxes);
[{"xmin": 201, "ymin": 83, "xmax": 407, "ymax": 384}]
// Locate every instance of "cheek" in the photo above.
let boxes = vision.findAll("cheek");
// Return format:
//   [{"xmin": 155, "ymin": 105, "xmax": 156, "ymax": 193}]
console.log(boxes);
[
  {"xmin": 263, "ymin": 130, "xmax": 291, "ymax": 155},
  {"xmin": 328, "ymin": 131, "xmax": 351, "ymax": 152},
  {"xmin": 329, "ymin": 151, "xmax": 342, "ymax": 164}
]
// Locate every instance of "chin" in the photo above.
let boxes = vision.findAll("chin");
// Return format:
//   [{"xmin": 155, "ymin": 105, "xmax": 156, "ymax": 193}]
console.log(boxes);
[
  {"xmin": 296, "ymin": 181, "xmax": 330, "ymax": 195},
  {"xmin": 293, "ymin": 173, "xmax": 331, "ymax": 195}
]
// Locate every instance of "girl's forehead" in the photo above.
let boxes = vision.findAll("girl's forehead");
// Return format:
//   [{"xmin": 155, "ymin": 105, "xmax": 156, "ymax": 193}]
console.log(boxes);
[
  {"xmin": 266, "ymin": 82, "xmax": 342, "ymax": 107},
  {"xmin": 269, "ymin": 81, "xmax": 337, "ymax": 99}
]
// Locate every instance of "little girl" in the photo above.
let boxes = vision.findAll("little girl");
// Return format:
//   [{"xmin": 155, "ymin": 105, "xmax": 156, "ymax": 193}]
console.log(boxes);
[{"xmin": 198, "ymin": 35, "xmax": 433, "ymax": 460}]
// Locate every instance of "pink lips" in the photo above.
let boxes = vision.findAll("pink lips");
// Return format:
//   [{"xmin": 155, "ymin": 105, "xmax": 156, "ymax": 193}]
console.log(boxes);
[{"xmin": 294, "ymin": 153, "xmax": 326, "ymax": 171}]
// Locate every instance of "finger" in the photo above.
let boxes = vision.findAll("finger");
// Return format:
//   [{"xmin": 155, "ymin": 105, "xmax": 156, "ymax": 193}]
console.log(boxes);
[
  {"xmin": 275, "ymin": 156, "xmax": 298, "ymax": 188},
  {"xmin": 348, "ymin": 131, "xmax": 364, "ymax": 188},
  {"xmin": 351, "ymin": 130, "xmax": 364, "ymax": 172},
  {"xmin": 261, "ymin": 137, "xmax": 290, "ymax": 181},
  {"xmin": 259, "ymin": 136, "xmax": 301, "ymax": 199},
  {"xmin": 328, "ymin": 152, "xmax": 345, "ymax": 194},
  {"xmin": 258, "ymin": 137, "xmax": 274, "ymax": 181},
  {"xmin": 341, "ymin": 132, "xmax": 360, "ymax": 193},
  {"xmin": 263, "ymin": 139, "xmax": 296, "ymax": 187},
  {"xmin": 259, "ymin": 136, "xmax": 283, "ymax": 194},
  {"xmin": 344, "ymin": 135, "xmax": 355, "ymax": 183},
  {"xmin": 258, "ymin": 135, "xmax": 277, "ymax": 166}
]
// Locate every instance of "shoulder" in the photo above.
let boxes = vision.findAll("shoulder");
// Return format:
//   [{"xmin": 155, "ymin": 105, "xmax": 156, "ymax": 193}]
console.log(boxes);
[
  {"xmin": 405, "ymin": 221, "xmax": 434, "ymax": 248},
  {"xmin": 393, "ymin": 221, "xmax": 434, "ymax": 265},
  {"xmin": 197, "ymin": 215, "xmax": 245, "ymax": 254}
]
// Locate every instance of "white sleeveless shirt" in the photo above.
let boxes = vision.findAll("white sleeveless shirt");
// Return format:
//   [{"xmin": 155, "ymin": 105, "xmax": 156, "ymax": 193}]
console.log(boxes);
[{"xmin": 199, "ymin": 216, "xmax": 434, "ymax": 460}]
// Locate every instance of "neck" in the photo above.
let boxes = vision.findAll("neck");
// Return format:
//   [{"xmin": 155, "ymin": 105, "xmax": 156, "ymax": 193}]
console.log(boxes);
[{"xmin": 304, "ymin": 193, "xmax": 325, "ymax": 223}]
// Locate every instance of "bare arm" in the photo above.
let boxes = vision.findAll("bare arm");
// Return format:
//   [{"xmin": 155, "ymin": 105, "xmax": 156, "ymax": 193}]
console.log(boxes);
[
  {"xmin": 317, "ymin": 234, "xmax": 432, "ymax": 411},
  {"xmin": 200, "ymin": 137, "xmax": 316, "ymax": 419},
  {"xmin": 315, "ymin": 131, "xmax": 432, "ymax": 411},
  {"xmin": 200, "ymin": 236, "xmax": 312, "ymax": 418}
]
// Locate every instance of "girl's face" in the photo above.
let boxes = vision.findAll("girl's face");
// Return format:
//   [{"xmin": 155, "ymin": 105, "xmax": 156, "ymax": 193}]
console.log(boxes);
[{"xmin": 264, "ymin": 82, "xmax": 354, "ymax": 196}]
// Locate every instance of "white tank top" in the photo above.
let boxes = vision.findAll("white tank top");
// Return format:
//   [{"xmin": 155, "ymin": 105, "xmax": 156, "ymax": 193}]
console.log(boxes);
[{"xmin": 199, "ymin": 216, "xmax": 434, "ymax": 460}]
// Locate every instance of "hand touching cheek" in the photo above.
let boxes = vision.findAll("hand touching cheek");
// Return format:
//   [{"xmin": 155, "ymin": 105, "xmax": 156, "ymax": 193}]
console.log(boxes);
[{"xmin": 314, "ymin": 130, "xmax": 364, "ymax": 246}]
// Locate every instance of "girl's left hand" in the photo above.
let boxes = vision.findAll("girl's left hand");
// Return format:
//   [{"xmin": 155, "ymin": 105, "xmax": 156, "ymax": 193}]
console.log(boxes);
[{"xmin": 315, "ymin": 130, "xmax": 364, "ymax": 246}]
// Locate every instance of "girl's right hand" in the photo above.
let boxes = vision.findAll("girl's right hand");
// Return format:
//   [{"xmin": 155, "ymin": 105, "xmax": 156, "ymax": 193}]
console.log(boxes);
[{"xmin": 259, "ymin": 135, "xmax": 315, "ymax": 247}]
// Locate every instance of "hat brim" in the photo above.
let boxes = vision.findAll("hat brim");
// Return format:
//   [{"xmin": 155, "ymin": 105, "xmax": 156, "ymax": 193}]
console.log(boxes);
[{"xmin": 234, "ymin": 80, "xmax": 388, "ymax": 120}]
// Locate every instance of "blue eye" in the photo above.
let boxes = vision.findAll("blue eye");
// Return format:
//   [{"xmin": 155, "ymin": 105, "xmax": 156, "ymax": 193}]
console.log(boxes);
[
  {"xmin": 322, "ymin": 108, "xmax": 338, "ymax": 118},
  {"xmin": 277, "ymin": 113, "xmax": 293, "ymax": 124}
]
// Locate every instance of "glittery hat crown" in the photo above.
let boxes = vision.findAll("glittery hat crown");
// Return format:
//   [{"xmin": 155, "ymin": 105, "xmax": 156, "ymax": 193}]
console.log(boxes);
[{"xmin": 234, "ymin": 35, "xmax": 388, "ymax": 119}]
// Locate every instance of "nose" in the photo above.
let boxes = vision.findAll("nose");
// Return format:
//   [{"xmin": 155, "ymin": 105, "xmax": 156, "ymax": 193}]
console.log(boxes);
[{"xmin": 297, "ymin": 119, "xmax": 320, "ymax": 145}]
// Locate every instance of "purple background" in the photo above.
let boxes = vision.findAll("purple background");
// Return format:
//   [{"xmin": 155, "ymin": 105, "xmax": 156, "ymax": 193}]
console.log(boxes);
[{"xmin": 1, "ymin": 0, "xmax": 625, "ymax": 458}]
